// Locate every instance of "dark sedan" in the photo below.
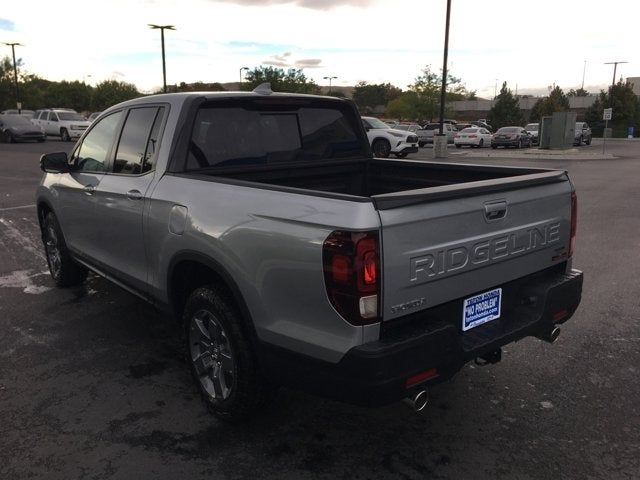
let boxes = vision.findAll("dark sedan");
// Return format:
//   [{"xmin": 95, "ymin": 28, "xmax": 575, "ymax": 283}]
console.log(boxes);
[
  {"xmin": 0, "ymin": 115, "xmax": 46, "ymax": 143},
  {"xmin": 491, "ymin": 126, "xmax": 532, "ymax": 149}
]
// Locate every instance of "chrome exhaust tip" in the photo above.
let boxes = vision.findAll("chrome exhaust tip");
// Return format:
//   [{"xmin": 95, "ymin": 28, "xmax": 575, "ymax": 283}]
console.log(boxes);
[
  {"xmin": 537, "ymin": 326, "xmax": 561, "ymax": 344},
  {"xmin": 403, "ymin": 390, "xmax": 429, "ymax": 412}
]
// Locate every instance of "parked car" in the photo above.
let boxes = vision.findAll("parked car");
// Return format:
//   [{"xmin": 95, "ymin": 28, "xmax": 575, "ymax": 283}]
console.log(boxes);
[
  {"xmin": 361, "ymin": 116, "xmax": 419, "ymax": 158},
  {"xmin": 417, "ymin": 123, "xmax": 457, "ymax": 146},
  {"xmin": 393, "ymin": 123, "xmax": 421, "ymax": 133},
  {"xmin": 574, "ymin": 122, "xmax": 592, "ymax": 146},
  {"xmin": 37, "ymin": 89, "xmax": 582, "ymax": 420},
  {"xmin": 87, "ymin": 111, "xmax": 103, "ymax": 123},
  {"xmin": 491, "ymin": 126, "xmax": 533, "ymax": 149},
  {"xmin": 454, "ymin": 127, "xmax": 492, "ymax": 148},
  {"xmin": 525, "ymin": 123, "xmax": 540, "ymax": 145},
  {"xmin": 32, "ymin": 109, "xmax": 91, "ymax": 142},
  {"xmin": 0, "ymin": 114, "xmax": 46, "ymax": 143},
  {"xmin": 1, "ymin": 109, "xmax": 35, "ymax": 119}
]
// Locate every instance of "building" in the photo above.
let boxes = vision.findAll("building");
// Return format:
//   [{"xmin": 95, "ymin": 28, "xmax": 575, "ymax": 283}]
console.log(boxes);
[{"xmin": 628, "ymin": 77, "xmax": 640, "ymax": 96}]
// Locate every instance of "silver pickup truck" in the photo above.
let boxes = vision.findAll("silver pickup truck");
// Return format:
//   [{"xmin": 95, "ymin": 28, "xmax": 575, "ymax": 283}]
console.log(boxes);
[{"xmin": 37, "ymin": 87, "xmax": 583, "ymax": 421}]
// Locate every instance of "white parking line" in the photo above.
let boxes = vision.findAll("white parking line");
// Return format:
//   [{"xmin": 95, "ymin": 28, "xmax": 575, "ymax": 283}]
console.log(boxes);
[{"xmin": 0, "ymin": 204, "xmax": 36, "ymax": 212}]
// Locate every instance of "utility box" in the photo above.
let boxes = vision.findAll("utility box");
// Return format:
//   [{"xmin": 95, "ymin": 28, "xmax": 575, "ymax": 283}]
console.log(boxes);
[
  {"xmin": 539, "ymin": 116, "xmax": 553, "ymax": 149},
  {"xmin": 549, "ymin": 112, "xmax": 577, "ymax": 149}
]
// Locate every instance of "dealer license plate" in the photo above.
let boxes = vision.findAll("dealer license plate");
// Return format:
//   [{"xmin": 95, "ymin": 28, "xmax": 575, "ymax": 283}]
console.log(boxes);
[{"xmin": 462, "ymin": 288, "xmax": 502, "ymax": 331}]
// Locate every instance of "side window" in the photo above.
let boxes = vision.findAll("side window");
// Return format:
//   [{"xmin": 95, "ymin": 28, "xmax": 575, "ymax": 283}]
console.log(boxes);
[
  {"xmin": 42, "ymin": 112, "xmax": 49, "ymax": 121},
  {"xmin": 50, "ymin": 112, "xmax": 59, "ymax": 122},
  {"xmin": 74, "ymin": 111, "xmax": 123, "ymax": 173},
  {"xmin": 113, "ymin": 107, "xmax": 161, "ymax": 175}
]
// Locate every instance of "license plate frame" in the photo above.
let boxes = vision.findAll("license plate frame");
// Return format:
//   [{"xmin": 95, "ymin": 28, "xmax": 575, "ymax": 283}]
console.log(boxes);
[{"xmin": 462, "ymin": 288, "xmax": 502, "ymax": 331}]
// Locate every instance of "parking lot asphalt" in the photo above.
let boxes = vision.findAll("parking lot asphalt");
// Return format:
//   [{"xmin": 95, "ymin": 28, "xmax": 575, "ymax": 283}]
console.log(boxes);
[{"xmin": 1, "ymin": 138, "xmax": 639, "ymax": 479}]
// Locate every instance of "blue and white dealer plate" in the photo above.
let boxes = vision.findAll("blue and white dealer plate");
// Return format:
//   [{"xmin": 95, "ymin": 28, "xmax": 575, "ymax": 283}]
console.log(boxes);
[{"xmin": 462, "ymin": 288, "xmax": 502, "ymax": 331}]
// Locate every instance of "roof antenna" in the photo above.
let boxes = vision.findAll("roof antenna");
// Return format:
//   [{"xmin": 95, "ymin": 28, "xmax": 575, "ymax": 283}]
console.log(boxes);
[{"xmin": 253, "ymin": 82, "xmax": 273, "ymax": 95}]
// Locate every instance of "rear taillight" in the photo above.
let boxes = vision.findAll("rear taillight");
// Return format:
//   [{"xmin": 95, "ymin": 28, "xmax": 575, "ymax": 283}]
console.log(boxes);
[
  {"xmin": 569, "ymin": 191, "xmax": 577, "ymax": 257},
  {"xmin": 323, "ymin": 230, "xmax": 380, "ymax": 325},
  {"xmin": 469, "ymin": 134, "xmax": 478, "ymax": 138}
]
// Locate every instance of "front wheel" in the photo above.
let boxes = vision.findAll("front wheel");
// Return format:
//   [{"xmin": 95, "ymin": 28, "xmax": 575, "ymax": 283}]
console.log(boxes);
[
  {"xmin": 43, "ymin": 212, "xmax": 88, "ymax": 287},
  {"xmin": 2, "ymin": 130, "xmax": 14, "ymax": 143},
  {"xmin": 60, "ymin": 128, "xmax": 71, "ymax": 142},
  {"xmin": 184, "ymin": 286, "xmax": 271, "ymax": 422},
  {"xmin": 586, "ymin": 136, "xmax": 592, "ymax": 145},
  {"xmin": 371, "ymin": 139, "xmax": 391, "ymax": 158}
]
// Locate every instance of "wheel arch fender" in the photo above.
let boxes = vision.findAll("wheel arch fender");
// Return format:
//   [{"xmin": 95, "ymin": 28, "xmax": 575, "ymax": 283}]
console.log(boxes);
[{"xmin": 166, "ymin": 250, "xmax": 260, "ymax": 348}]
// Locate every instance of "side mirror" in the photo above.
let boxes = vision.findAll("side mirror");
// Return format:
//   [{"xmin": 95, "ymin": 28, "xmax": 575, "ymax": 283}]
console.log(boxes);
[{"xmin": 40, "ymin": 152, "xmax": 70, "ymax": 173}]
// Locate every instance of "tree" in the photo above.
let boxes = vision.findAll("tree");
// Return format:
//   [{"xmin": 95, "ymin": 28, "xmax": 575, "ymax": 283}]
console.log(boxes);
[
  {"xmin": 385, "ymin": 91, "xmax": 419, "ymax": 120},
  {"xmin": 91, "ymin": 80, "xmax": 140, "ymax": 111},
  {"xmin": 568, "ymin": 87, "xmax": 589, "ymax": 97},
  {"xmin": 529, "ymin": 85, "xmax": 570, "ymax": 121},
  {"xmin": 241, "ymin": 66, "xmax": 319, "ymax": 94},
  {"xmin": 352, "ymin": 82, "xmax": 401, "ymax": 113},
  {"xmin": 405, "ymin": 65, "xmax": 468, "ymax": 122},
  {"xmin": 488, "ymin": 82, "xmax": 523, "ymax": 129},
  {"xmin": 585, "ymin": 80, "xmax": 640, "ymax": 137},
  {"xmin": 175, "ymin": 81, "xmax": 226, "ymax": 92}
]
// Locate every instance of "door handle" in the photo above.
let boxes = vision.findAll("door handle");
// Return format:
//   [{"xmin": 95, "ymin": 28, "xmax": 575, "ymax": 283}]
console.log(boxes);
[
  {"xmin": 83, "ymin": 185, "xmax": 96, "ymax": 195},
  {"xmin": 126, "ymin": 189, "xmax": 143, "ymax": 201}
]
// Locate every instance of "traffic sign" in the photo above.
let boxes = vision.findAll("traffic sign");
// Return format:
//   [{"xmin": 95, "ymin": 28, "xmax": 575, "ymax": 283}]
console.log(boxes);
[{"xmin": 603, "ymin": 108, "xmax": 613, "ymax": 121}]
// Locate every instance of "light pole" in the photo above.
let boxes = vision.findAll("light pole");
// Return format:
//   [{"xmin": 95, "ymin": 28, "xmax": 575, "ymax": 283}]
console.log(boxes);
[
  {"xmin": 604, "ymin": 61, "xmax": 628, "ymax": 88},
  {"xmin": 3, "ymin": 42, "xmax": 23, "ymax": 113},
  {"xmin": 323, "ymin": 76, "xmax": 337, "ymax": 94},
  {"xmin": 581, "ymin": 60, "xmax": 586, "ymax": 90},
  {"xmin": 148, "ymin": 24, "xmax": 175, "ymax": 93},
  {"xmin": 437, "ymin": 0, "xmax": 452, "ymax": 136},
  {"xmin": 494, "ymin": 78, "xmax": 498, "ymax": 100},
  {"xmin": 239, "ymin": 66, "xmax": 249, "ymax": 88}
]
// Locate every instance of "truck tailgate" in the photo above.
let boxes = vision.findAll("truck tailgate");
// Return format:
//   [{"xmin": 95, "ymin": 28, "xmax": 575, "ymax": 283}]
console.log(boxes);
[{"xmin": 377, "ymin": 178, "xmax": 572, "ymax": 321}]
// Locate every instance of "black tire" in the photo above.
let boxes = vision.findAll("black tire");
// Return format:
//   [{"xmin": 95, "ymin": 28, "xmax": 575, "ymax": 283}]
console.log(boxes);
[
  {"xmin": 43, "ymin": 212, "xmax": 88, "ymax": 287},
  {"xmin": 516, "ymin": 139, "xmax": 522, "ymax": 149},
  {"xmin": 394, "ymin": 152, "xmax": 408, "ymax": 158},
  {"xmin": 60, "ymin": 128, "xmax": 71, "ymax": 142},
  {"xmin": 478, "ymin": 139, "xmax": 484, "ymax": 148},
  {"xmin": 418, "ymin": 142, "xmax": 425, "ymax": 148},
  {"xmin": 491, "ymin": 145, "xmax": 497, "ymax": 149},
  {"xmin": 586, "ymin": 136, "xmax": 592, "ymax": 145},
  {"xmin": 2, "ymin": 130, "xmax": 14, "ymax": 143},
  {"xmin": 183, "ymin": 285, "xmax": 270, "ymax": 422},
  {"xmin": 455, "ymin": 144, "xmax": 462, "ymax": 149},
  {"xmin": 371, "ymin": 139, "xmax": 391, "ymax": 158},
  {"xmin": 37, "ymin": 138, "xmax": 45, "ymax": 143}
]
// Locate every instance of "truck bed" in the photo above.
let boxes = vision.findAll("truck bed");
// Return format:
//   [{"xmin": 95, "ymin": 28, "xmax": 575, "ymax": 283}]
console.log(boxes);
[{"xmin": 189, "ymin": 158, "xmax": 567, "ymax": 209}]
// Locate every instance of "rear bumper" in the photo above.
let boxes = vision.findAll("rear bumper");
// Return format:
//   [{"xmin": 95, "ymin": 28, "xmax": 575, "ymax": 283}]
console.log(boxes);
[{"xmin": 260, "ymin": 266, "xmax": 583, "ymax": 407}]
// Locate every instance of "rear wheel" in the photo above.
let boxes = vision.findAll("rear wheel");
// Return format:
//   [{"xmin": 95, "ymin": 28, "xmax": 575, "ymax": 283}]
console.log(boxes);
[
  {"xmin": 60, "ymin": 128, "xmax": 71, "ymax": 142},
  {"xmin": 184, "ymin": 285, "xmax": 271, "ymax": 422},
  {"xmin": 586, "ymin": 136, "xmax": 592, "ymax": 145},
  {"xmin": 478, "ymin": 139, "xmax": 484, "ymax": 148},
  {"xmin": 371, "ymin": 139, "xmax": 391, "ymax": 158},
  {"xmin": 2, "ymin": 130, "xmax": 13, "ymax": 143},
  {"xmin": 43, "ymin": 212, "xmax": 88, "ymax": 287}
]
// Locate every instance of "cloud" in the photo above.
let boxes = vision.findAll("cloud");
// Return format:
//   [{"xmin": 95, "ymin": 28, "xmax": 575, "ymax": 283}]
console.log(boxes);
[
  {"xmin": 261, "ymin": 51, "xmax": 323, "ymax": 69},
  {"xmin": 213, "ymin": 0, "xmax": 374, "ymax": 10},
  {"xmin": 295, "ymin": 58, "xmax": 322, "ymax": 68},
  {"xmin": 0, "ymin": 18, "xmax": 15, "ymax": 31}
]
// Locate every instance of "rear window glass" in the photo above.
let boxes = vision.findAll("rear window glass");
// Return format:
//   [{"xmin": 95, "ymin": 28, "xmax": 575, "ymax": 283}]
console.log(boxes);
[
  {"xmin": 186, "ymin": 103, "xmax": 365, "ymax": 169},
  {"xmin": 498, "ymin": 127, "xmax": 520, "ymax": 133},
  {"xmin": 460, "ymin": 128, "xmax": 478, "ymax": 133}
]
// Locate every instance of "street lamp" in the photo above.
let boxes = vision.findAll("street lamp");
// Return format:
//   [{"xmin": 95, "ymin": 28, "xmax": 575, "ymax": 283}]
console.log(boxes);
[
  {"xmin": 323, "ymin": 76, "xmax": 337, "ymax": 94},
  {"xmin": 604, "ymin": 61, "xmax": 628, "ymax": 88},
  {"xmin": 3, "ymin": 42, "xmax": 23, "ymax": 113},
  {"xmin": 438, "ymin": 0, "xmax": 452, "ymax": 136},
  {"xmin": 239, "ymin": 66, "xmax": 249, "ymax": 87},
  {"xmin": 148, "ymin": 24, "xmax": 175, "ymax": 93}
]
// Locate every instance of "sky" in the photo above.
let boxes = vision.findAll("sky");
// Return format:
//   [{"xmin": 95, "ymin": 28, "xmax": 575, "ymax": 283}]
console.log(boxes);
[{"xmin": 1, "ymin": 0, "xmax": 638, "ymax": 97}]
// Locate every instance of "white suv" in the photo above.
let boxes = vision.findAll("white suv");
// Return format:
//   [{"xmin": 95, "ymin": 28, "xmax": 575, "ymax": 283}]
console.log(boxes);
[
  {"xmin": 32, "ymin": 109, "xmax": 90, "ymax": 142},
  {"xmin": 361, "ymin": 116, "xmax": 419, "ymax": 158}
]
